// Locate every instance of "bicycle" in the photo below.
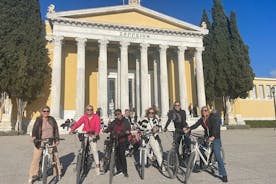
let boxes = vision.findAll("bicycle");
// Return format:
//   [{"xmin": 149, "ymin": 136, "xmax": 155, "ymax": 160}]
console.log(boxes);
[
  {"xmin": 166, "ymin": 132, "xmax": 190, "ymax": 179},
  {"xmin": 34, "ymin": 138, "xmax": 63, "ymax": 184},
  {"xmin": 185, "ymin": 133, "xmax": 225, "ymax": 184},
  {"xmin": 137, "ymin": 130, "xmax": 164, "ymax": 180},
  {"xmin": 72, "ymin": 131, "xmax": 93, "ymax": 184}
]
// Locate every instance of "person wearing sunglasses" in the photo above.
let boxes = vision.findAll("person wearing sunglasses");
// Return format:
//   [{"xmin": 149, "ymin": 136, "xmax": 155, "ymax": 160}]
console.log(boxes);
[
  {"xmin": 164, "ymin": 101, "xmax": 190, "ymax": 160},
  {"xmin": 28, "ymin": 106, "xmax": 61, "ymax": 183},
  {"xmin": 187, "ymin": 106, "xmax": 228, "ymax": 182},
  {"xmin": 104, "ymin": 109, "xmax": 131, "ymax": 177},
  {"xmin": 69, "ymin": 105, "xmax": 101, "ymax": 175},
  {"xmin": 137, "ymin": 107, "xmax": 165, "ymax": 172}
]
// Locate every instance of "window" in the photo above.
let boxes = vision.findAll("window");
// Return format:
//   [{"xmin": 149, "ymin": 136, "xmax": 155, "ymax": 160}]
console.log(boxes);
[
  {"xmin": 258, "ymin": 85, "xmax": 264, "ymax": 99},
  {"xmin": 266, "ymin": 85, "xmax": 271, "ymax": 98},
  {"xmin": 251, "ymin": 85, "xmax": 257, "ymax": 99}
]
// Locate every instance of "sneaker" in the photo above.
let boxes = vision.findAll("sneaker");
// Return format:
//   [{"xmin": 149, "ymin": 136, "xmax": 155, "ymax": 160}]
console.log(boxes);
[
  {"xmin": 95, "ymin": 167, "xmax": 101, "ymax": 175},
  {"xmin": 115, "ymin": 171, "xmax": 123, "ymax": 176},
  {"xmin": 28, "ymin": 178, "xmax": 33, "ymax": 184},
  {"xmin": 222, "ymin": 176, "xmax": 228, "ymax": 182},
  {"xmin": 123, "ymin": 172, "xmax": 129, "ymax": 177},
  {"xmin": 161, "ymin": 165, "xmax": 167, "ymax": 173}
]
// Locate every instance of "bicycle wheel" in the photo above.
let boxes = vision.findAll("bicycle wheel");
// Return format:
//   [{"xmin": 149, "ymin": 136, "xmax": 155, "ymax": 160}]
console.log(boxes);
[
  {"xmin": 140, "ymin": 149, "xmax": 145, "ymax": 180},
  {"xmin": 185, "ymin": 151, "xmax": 196, "ymax": 184},
  {"xmin": 166, "ymin": 148, "xmax": 179, "ymax": 179},
  {"xmin": 76, "ymin": 153, "xmax": 83, "ymax": 184},
  {"xmin": 42, "ymin": 155, "xmax": 48, "ymax": 184},
  {"xmin": 109, "ymin": 150, "xmax": 115, "ymax": 184}
]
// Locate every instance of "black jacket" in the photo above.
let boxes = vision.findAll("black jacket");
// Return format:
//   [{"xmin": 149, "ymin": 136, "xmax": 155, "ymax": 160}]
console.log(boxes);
[
  {"xmin": 106, "ymin": 117, "xmax": 131, "ymax": 143},
  {"xmin": 190, "ymin": 113, "xmax": 220, "ymax": 139},
  {"xmin": 32, "ymin": 116, "xmax": 60, "ymax": 148},
  {"xmin": 164, "ymin": 108, "xmax": 188, "ymax": 133}
]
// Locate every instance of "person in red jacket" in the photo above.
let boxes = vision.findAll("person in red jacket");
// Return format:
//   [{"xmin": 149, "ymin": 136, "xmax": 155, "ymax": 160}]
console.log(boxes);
[{"xmin": 69, "ymin": 105, "xmax": 101, "ymax": 175}]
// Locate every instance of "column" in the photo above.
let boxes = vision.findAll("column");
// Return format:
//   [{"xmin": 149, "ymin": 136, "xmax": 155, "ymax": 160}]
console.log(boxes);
[
  {"xmin": 195, "ymin": 47, "xmax": 206, "ymax": 109},
  {"xmin": 97, "ymin": 39, "xmax": 109, "ymax": 119},
  {"xmin": 120, "ymin": 41, "xmax": 130, "ymax": 111},
  {"xmin": 117, "ymin": 57, "xmax": 121, "ymax": 109},
  {"xmin": 140, "ymin": 43, "xmax": 150, "ymax": 113},
  {"xmin": 178, "ymin": 46, "xmax": 188, "ymax": 114},
  {"xmin": 50, "ymin": 36, "xmax": 64, "ymax": 119},
  {"xmin": 159, "ymin": 45, "xmax": 170, "ymax": 118},
  {"xmin": 135, "ymin": 56, "xmax": 141, "ymax": 117},
  {"xmin": 153, "ymin": 54, "xmax": 159, "ymax": 108}
]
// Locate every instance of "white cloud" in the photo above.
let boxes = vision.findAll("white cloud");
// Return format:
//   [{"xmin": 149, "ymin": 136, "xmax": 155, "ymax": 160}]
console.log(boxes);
[{"xmin": 270, "ymin": 69, "xmax": 276, "ymax": 78}]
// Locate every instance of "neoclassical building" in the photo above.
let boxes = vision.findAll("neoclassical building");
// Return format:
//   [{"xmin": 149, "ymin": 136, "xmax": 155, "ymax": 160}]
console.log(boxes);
[{"xmin": 44, "ymin": 1, "xmax": 208, "ymax": 123}]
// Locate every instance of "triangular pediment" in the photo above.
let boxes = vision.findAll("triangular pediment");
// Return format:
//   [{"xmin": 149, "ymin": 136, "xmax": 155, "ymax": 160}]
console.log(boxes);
[{"xmin": 48, "ymin": 4, "xmax": 204, "ymax": 32}]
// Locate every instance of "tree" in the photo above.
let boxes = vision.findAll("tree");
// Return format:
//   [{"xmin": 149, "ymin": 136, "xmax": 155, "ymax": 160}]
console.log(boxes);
[
  {"xmin": 211, "ymin": 0, "xmax": 231, "ymax": 99},
  {"xmin": 0, "ymin": 0, "xmax": 49, "ymax": 133},
  {"xmin": 200, "ymin": 9, "xmax": 216, "ymax": 104},
  {"xmin": 228, "ymin": 11, "xmax": 254, "ymax": 99}
]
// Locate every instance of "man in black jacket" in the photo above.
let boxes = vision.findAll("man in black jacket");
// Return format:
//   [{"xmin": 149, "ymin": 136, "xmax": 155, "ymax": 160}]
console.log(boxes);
[
  {"xmin": 164, "ymin": 101, "xmax": 190, "ymax": 158},
  {"xmin": 188, "ymin": 106, "xmax": 228, "ymax": 183},
  {"xmin": 105, "ymin": 109, "xmax": 131, "ymax": 177}
]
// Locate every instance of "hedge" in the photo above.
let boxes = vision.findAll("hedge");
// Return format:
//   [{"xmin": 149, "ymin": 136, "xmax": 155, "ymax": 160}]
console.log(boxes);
[{"xmin": 245, "ymin": 120, "xmax": 276, "ymax": 128}]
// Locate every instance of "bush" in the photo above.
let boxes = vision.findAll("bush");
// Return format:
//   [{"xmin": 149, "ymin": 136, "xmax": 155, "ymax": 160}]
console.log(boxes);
[
  {"xmin": 0, "ymin": 130, "xmax": 24, "ymax": 136},
  {"xmin": 226, "ymin": 125, "xmax": 250, "ymax": 129},
  {"xmin": 245, "ymin": 120, "xmax": 276, "ymax": 128}
]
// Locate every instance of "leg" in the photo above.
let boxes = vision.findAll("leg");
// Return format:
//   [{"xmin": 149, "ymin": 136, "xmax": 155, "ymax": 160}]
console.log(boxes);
[
  {"xmin": 90, "ymin": 141, "xmax": 101, "ymax": 175},
  {"xmin": 52, "ymin": 147, "xmax": 62, "ymax": 177},
  {"xmin": 212, "ymin": 139, "xmax": 227, "ymax": 177},
  {"xmin": 29, "ymin": 147, "xmax": 42, "ymax": 179},
  {"xmin": 119, "ymin": 142, "xmax": 128, "ymax": 175},
  {"xmin": 115, "ymin": 145, "xmax": 122, "ymax": 173},
  {"xmin": 149, "ymin": 136, "xmax": 163, "ymax": 167}
]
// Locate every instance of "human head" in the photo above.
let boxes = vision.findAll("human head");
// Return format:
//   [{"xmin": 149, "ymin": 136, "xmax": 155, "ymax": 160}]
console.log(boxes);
[
  {"xmin": 173, "ymin": 101, "xmax": 181, "ymax": 111},
  {"xmin": 145, "ymin": 107, "xmax": 156, "ymax": 118},
  {"xmin": 201, "ymin": 106, "xmax": 209, "ymax": 118},
  {"xmin": 115, "ymin": 109, "xmax": 123, "ymax": 120},
  {"xmin": 125, "ymin": 109, "xmax": 130, "ymax": 117},
  {"xmin": 86, "ymin": 105, "xmax": 94, "ymax": 115},
  {"xmin": 41, "ymin": 106, "xmax": 50, "ymax": 118}
]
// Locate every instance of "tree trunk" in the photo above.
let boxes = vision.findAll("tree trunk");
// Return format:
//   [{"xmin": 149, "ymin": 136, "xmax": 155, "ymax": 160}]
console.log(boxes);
[
  {"xmin": 0, "ymin": 93, "xmax": 5, "ymax": 121},
  {"xmin": 15, "ymin": 98, "xmax": 27, "ymax": 133}
]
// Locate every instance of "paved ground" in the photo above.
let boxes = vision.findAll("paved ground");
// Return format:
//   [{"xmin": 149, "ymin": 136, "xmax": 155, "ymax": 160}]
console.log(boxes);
[{"xmin": 1, "ymin": 128, "xmax": 276, "ymax": 184}]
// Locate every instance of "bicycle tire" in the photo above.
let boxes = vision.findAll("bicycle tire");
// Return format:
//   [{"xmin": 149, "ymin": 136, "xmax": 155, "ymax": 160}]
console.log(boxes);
[
  {"xmin": 76, "ymin": 153, "xmax": 83, "ymax": 184},
  {"xmin": 141, "ymin": 149, "xmax": 145, "ymax": 180},
  {"xmin": 42, "ymin": 155, "xmax": 48, "ymax": 184},
  {"xmin": 109, "ymin": 150, "xmax": 115, "ymax": 184},
  {"xmin": 166, "ymin": 148, "xmax": 179, "ymax": 179},
  {"xmin": 185, "ymin": 151, "xmax": 196, "ymax": 184}
]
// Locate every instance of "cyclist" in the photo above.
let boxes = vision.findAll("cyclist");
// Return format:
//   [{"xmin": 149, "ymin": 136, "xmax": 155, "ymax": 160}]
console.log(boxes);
[
  {"xmin": 104, "ymin": 109, "xmax": 131, "ymax": 177},
  {"xmin": 69, "ymin": 105, "xmax": 101, "ymax": 175},
  {"xmin": 164, "ymin": 101, "xmax": 191, "ymax": 159},
  {"xmin": 186, "ymin": 106, "xmax": 228, "ymax": 183},
  {"xmin": 137, "ymin": 107, "xmax": 166, "ymax": 172},
  {"xmin": 28, "ymin": 106, "xmax": 61, "ymax": 183}
]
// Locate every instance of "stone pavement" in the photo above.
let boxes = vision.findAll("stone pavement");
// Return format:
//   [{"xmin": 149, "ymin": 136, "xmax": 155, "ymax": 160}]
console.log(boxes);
[{"xmin": 0, "ymin": 128, "xmax": 276, "ymax": 184}]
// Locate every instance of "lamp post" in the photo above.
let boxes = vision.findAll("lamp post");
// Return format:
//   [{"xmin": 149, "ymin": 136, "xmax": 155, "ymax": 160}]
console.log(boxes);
[{"xmin": 271, "ymin": 86, "xmax": 276, "ymax": 130}]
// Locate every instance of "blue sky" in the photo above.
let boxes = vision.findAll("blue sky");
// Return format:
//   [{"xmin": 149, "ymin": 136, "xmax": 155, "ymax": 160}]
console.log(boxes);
[{"xmin": 40, "ymin": 0, "xmax": 276, "ymax": 78}]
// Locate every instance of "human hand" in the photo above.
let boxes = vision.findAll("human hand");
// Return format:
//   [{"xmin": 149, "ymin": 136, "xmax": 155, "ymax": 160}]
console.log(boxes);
[
  {"xmin": 208, "ymin": 136, "xmax": 215, "ymax": 142},
  {"xmin": 69, "ymin": 130, "xmax": 73, "ymax": 135},
  {"xmin": 183, "ymin": 127, "xmax": 190, "ymax": 134},
  {"xmin": 55, "ymin": 141, "xmax": 60, "ymax": 146}
]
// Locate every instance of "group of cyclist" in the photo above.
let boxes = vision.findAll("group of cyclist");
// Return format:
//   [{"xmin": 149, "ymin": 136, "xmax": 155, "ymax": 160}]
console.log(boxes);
[{"xmin": 28, "ymin": 101, "xmax": 228, "ymax": 183}]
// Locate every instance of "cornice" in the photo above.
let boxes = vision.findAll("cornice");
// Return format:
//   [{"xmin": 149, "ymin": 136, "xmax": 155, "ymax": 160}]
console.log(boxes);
[{"xmin": 49, "ymin": 17, "xmax": 205, "ymax": 38}]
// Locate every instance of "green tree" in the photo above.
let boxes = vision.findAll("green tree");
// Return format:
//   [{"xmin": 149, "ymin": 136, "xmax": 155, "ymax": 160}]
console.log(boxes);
[
  {"xmin": 228, "ymin": 11, "xmax": 254, "ymax": 99},
  {"xmin": 211, "ymin": 0, "xmax": 231, "ymax": 99},
  {"xmin": 0, "ymin": 0, "xmax": 49, "ymax": 132},
  {"xmin": 200, "ymin": 9, "xmax": 216, "ymax": 104}
]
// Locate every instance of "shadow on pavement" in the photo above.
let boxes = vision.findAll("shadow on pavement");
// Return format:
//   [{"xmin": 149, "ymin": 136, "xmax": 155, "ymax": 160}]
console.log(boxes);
[{"xmin": 60, "ymin": 152, "xmax": 75, "ymax": 176}]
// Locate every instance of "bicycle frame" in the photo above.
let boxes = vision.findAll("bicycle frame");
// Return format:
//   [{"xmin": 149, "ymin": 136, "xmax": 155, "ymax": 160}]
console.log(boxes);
[
  {"xmin": 191, "ymin": 139, "xmax": 212, "ymax": 166},
  {"xmin": 41, "ymin": 140, "xmax": 53, "ymax": 174}
]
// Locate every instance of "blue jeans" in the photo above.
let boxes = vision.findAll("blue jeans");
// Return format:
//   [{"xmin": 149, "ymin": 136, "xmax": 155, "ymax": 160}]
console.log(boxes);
[{"xmin": 212, "ymin": 138, "xmax": 227, "ymax": 176}]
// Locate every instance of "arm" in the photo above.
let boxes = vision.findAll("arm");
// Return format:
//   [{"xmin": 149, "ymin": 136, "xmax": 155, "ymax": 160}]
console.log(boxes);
[
  {"xmin": 31, "ymin": 118, "xmax": 39, "ymax": 140},
  {"xmin": 164, "ymin": 111, "xmax": 173, "ymax": 130},
  {"xmin": 94, "ymin": 115, "xmax": 101, "ymax": 135},
  {"xmin": 70, "ymin": 116, "xmax": 84, "ymax": 131},
  {"xmin": 190, "ymin": 118, "xmax": 202, "ymax": 130}
]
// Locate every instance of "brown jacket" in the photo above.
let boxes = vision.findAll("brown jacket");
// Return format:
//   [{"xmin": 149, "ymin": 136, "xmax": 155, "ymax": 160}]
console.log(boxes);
[{"xmin": 32, "ymin": 116, "xmax": 60, "ymax": 148}]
